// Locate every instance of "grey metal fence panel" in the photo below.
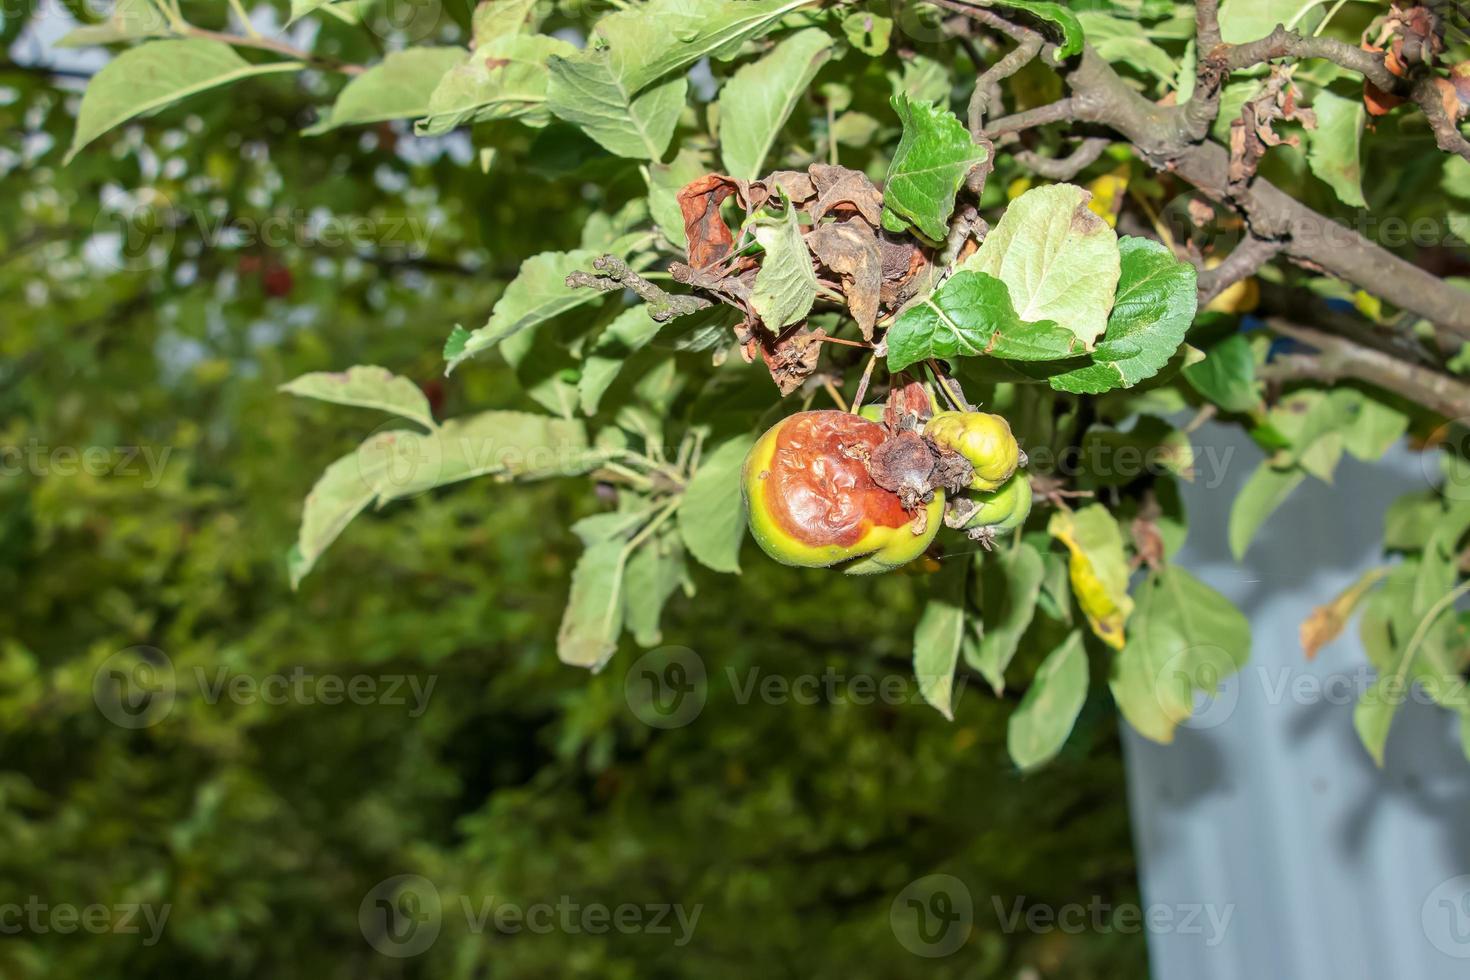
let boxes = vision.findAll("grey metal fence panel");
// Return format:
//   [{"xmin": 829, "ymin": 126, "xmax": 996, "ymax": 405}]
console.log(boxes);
[{"xmin": 1123, "ymin": 421, "xmax": 1470, "ymax": 979}]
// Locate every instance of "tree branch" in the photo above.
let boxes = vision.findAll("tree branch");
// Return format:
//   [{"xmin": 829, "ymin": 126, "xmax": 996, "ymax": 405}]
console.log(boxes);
[
  {"xmin": 985, "ymin": 98, "xmax": 1076, "ymax": 136},
  {"xmin": 1224, "ymin": 25, "xmax": 1398, "ymax": 90},
  {"xmin": 966, "ymin": 31, "xmax": 1043, "ymax": 135},
  {"xmin": 1060, "ymin": 44, "xmax": 1470, "ymax": 341},
  {"xmin": 1013, "ymin": 137, "xmax": 1111, "ymax": 180},
  {"xmin": 566, "ymin": 254, "xmax": 712, "ymax": 321},
  {"xmin": 1261, "ymin": 318, "xmax": 1470, "ymax": 419},
  {"xmin": 1196, "ymin": 234, "xmax": 1282, "ymax": 307}
]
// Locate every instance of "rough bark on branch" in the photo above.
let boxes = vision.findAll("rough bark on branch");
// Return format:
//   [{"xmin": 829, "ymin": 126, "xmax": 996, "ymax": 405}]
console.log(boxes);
[
  {"xmin": 1061, "ymin": 46, "xmax": 1470, "ymax": 341},
  {"xmin": 1262, "ymin": 318, "xmax": 1470, "ymax": 419}
]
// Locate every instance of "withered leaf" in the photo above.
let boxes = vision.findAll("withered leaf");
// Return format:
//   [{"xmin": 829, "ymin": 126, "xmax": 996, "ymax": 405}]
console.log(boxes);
[
  {"xmin": 1301, "ymin": 566, "xmax": 1389, "ymax": 660},
  {"xmin": 1228, "ymin": 68, "xmax": 1317, "ymax": 192},
  {"xmin": 805, "ymin": 220, "xmax": 883, "ymax": 340},
  {"xmin": 766, "ymin": 169, "xmax": 815, "ymax": 203},
  {"xmin": 808, "ymin": 162, "xmax": 884, "ymax": 226},
  {"xmin": 877, "ymin": 234, "xmax": 927, "ymax": 308},
  {"xmin": 677, "ymin": 173, "xmax": 746, "ymax": 269},
  {"xmin": 760, "ymin": 324, "xmax": 823, "ymax": 395}
]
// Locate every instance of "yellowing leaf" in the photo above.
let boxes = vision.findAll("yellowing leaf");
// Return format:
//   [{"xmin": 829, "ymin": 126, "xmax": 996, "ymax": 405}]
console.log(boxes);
[
  {"xmin": 1049, "ymin": 505, "xmax": 1134, "ymax": 650},
  {"xmin": 1086, "ymin": 162, "xmax": 1130, "ymax": 227},
  {"xmin": 1301, "ymin": 567, "xmax": 1389, "ymax": 660}
]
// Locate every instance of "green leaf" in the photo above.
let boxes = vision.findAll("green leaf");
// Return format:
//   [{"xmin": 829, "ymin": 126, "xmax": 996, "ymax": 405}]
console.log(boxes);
[
  {"xmin": 279, "ymin": 365, "xmax": 436, "ymax": 430},
  {"xmin": 288, "ymin": 0, "xmax": 362, "ymax": 26},
  {"xmin": 416, "ymin": 33, "xmax": 575, "ymax": 136},
  {"xmin": 56, "ymin": 0, "xmax": 170, "ymax": 48},
  {"xmin": 66, "ymin": 40, "xmax": 302, "ymax": 164},
  {"xmin": 1111, "ymin": 567, "xmax": 1250, "ymax": 743},
  {"xmin": 289, "ymin": 435, "xmax": 403, "ymax": 589},
  {"xmin": 579, "ymin": 307, "xmax": 666, "ymax": 415},
  {"xmin": 1075, "ymin": 11, "xmax": 1175, "ymax": 82},
  {"xmin": 394, "ymin": 410, "xmax": 607, "ymax": 494},
  {"xmin": 1183, "ymin": 333, "xmax": 1259, "ymax": 412},
  {"xmin": 914, "ymin": 557, "xmax": 969, "ymax": 720},
  {"xmin": 1383, "ymin": 492, "xmax": 1444, "ymax": 551},
  {"xmin": 547, "ymin": 50, "xmax": 687, "ymax": 160},
  {"xmin": 964, "ymin": 183, "xmax": 1122, "ymax": 348},
  {"xmin": 592, "ymin": 0, "xmax": 815, "ymax": 95},
  {"xmin": 469, "ymin": 0, "xmax": 542, "ymax": 44},
  {"xmin": 970, "ymin": 543, "xmax": 1045, "ymax": 694},
  {"xmin": 573, "ymin": 509, "xmax": 652, "ymax": 546},
  {"xmin": 1306, "ymin": 89, "xmax": 1368, "ymax": 208},
  {"xmin": 558, "ymin": 539, "xmax": 627, "ymax": 670},
  {"xmin": 624, "ymin": 533, "xmax": 686, "ymax": 647},
  {"xmin": 1218, "ymin": 0, "xmax": 1322, "ymax": 45},
  {"xmin": 648, "ymin": 147, "xmax": 709, "ymax": 248},
  {"xmin": 1445, "ymin": 155, "xmax": 1470, "ymax": 197},
  {"xmin": 750, "ymin": 208, "xmax": 818, "ymax": 330},
  {"xmin": 1270, "ymin": 389, "xmax": 1357, "ymax": 482},
  {"xmin": 986, "ymin": 1, "xmax": 1085, "ymax": 59},
  {"xmin": 445, "ymin": 249, "xmax": 601, "ymax": 373},
  {"xmin": 1353, "ymin": 681, "xmax": 1397, "ymax": 767},
  {"xmin": 885, "ymin": 270, "xmax": 1084, "ymax": 372},
  {"xmin": 500, "ymin": 324, "xmax": 581, "ymax": 419},
  {"xmin": 1229, "ymin": 462, "xmax": 1304, "ymax": 559},
  {"xmin": 1078, "ymin": 418, "xmax": 1195, "ymax": 488},
  {"xmin": 304, "ymin": 48, "xmax": 464, "ymax": 135},
  {"xmin": 1007, "ymin": 630, "xmax": 1088, "ymax": 771},
  {"xmin": 841, "ymin": 10, "xmax": 892, "ymax": 56},
  {"xmin": 1342, "ymin": 395, "xmax": 1408, "ymax": 462},
  {"xmin": 1049, "ymin": 236, "xmax": 1198, "ymax": 394},
  {"xmin": 718, "ymin": 28, "xmax": 834, "ymax": 180},
  {"xmin": 678, "ymin": 433, "xmax": 755, "ymax": 574},
  {"xmin": 880, "ymin": 94, "xmax": 988, "ymax": 241}
]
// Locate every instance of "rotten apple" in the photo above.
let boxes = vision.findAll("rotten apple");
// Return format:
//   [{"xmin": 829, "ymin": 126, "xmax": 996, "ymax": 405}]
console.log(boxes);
[
  {"xmin": 924, "ymin": 411, "xmax": 1020, "ymax": 491},
  {"xmin": 742, "ymin": 410, "xmax": 943, "ymax": 573}
]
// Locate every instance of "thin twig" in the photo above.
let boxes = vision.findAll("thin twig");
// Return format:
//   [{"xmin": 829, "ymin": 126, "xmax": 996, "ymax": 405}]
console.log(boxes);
[
  {"xmin": 1013, "ymin": 137, "xmax": 1111, "ymax": 180},
  {"xmin": 1261, "ymin": 318, "xmax": 1470, "ymax": 419},
  {"xmin": 822, "ymin": 378, "xmax": 849, "ymax": 412},
  {"xmin": 566, "ymin": 254, "xmax": 712, "ymax": 321},
  {"xmin": 984, "ymin": 99, "xmax": 1076, "ymax": 136},
  {"xmin": 852, "ymin": 350, "xmax": 879, "ymax": 413},
  {"xmin": 1196, "ymin": 234, "xmax": 1282, "ymax": 307}
]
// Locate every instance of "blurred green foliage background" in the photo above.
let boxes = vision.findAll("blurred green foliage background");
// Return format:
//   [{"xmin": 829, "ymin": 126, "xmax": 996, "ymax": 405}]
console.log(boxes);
[{"xmin": 0, "ymin": 2, "xmax": 1145, "ymax": 975}]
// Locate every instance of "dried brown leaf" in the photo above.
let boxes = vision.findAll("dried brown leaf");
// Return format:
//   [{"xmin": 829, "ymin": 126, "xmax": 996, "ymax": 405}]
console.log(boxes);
[{"xmin": 806, "ymin": 220, "xmax": 883, "ymax": 340}]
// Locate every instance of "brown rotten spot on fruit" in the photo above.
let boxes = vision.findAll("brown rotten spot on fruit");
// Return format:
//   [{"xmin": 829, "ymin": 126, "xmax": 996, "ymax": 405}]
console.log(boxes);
[{"xmin": 742, "ymin": 410, "xmax": 943, "ymax": 574}]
